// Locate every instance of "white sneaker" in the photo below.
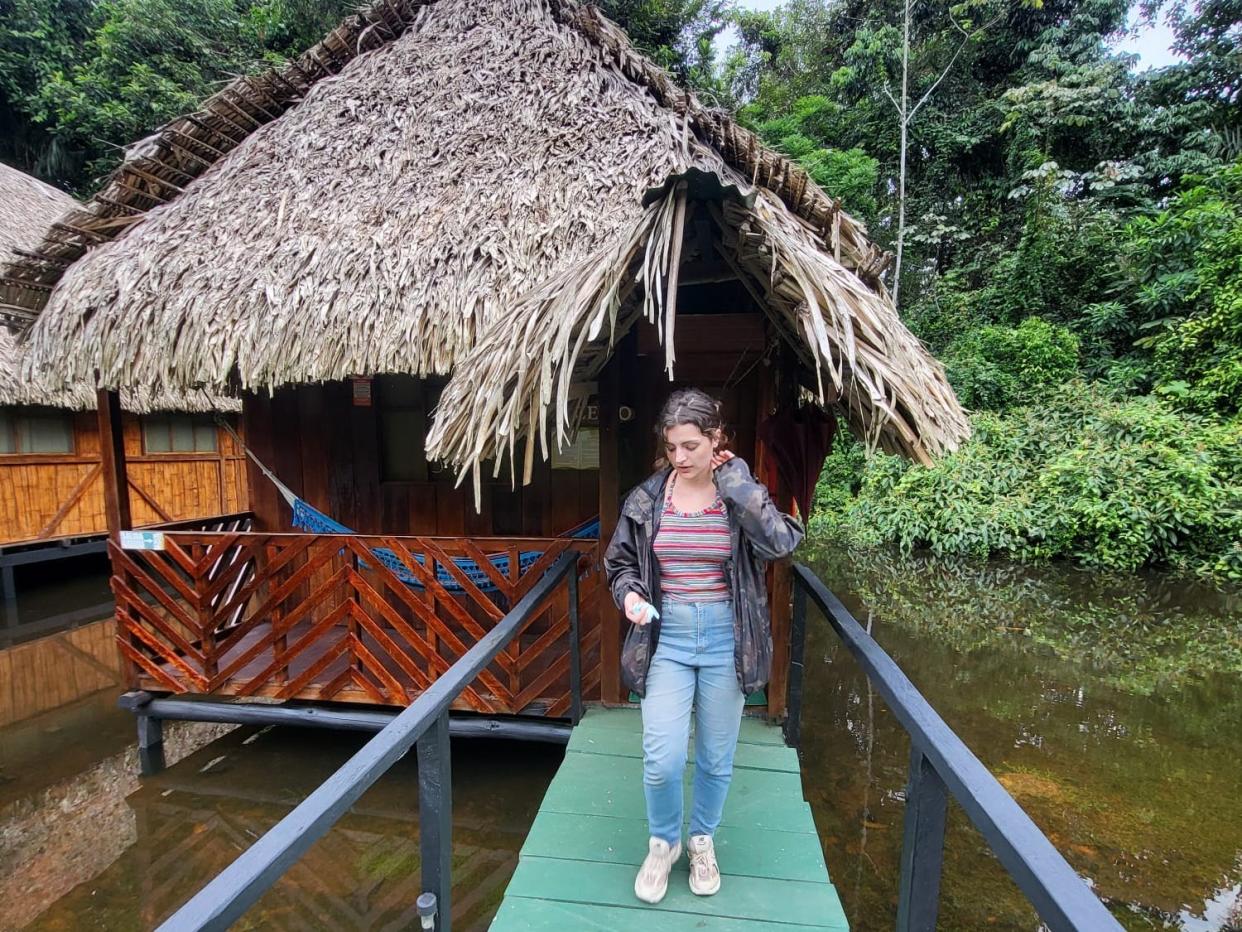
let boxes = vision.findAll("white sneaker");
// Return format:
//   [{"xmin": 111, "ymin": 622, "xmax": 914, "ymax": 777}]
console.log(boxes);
[
  {"xmin": 688, "ymin": 834, "xmax": 721, "ymax": 896},
  {"xmin": 634, "ymin": 836, "xmax": 682, "ymax": 903}
]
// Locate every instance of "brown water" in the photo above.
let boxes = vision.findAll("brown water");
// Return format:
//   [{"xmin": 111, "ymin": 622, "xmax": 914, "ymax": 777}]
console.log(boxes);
[
  {"xmin": 1, "ymin": 704, "xmax": 561, "ymax": 931},
  {"xmin": 1, "ymin": 549, "xmax": 1238, "ymax": 930},
  {"xmin": 800, "ymin": 545, "xmax": 1242, "ymax": 931}
]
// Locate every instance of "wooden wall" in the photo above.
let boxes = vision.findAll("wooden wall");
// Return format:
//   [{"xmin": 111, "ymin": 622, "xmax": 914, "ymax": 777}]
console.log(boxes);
[
  {"xmin": 242, "ymin": 382, "xmax": 599, "ymax": 537},
  {"xmin": 0, "ymin": 411, "xmax": 248, "ymax": 546}
]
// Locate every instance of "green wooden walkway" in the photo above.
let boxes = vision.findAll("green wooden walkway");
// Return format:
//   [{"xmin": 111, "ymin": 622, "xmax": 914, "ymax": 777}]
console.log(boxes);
[{"xmin": 491, "ymin": 706, "xmax": 848, "ymax": 930}]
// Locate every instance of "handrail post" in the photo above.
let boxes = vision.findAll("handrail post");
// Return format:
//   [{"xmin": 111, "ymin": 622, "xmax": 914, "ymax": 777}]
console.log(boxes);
[
  {"xmin": 784, "ymin": 578, "xmax": 808, "ymax": 748},
  {"xmin": 567, "ymin": 565, "xmax": 583, "ymax": 725},
  {"xmin": 417, "ymin": 710, "xmax": 452, "ymax": 932},
  {"xmin": 896, "ymin": 746, "xmax": 948, "ymax": 932}
]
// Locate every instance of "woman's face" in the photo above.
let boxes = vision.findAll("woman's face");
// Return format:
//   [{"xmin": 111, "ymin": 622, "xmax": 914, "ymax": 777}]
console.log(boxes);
[{"xmin": 664, "ymin": 422, "xmax": 717, "ymax": 482}]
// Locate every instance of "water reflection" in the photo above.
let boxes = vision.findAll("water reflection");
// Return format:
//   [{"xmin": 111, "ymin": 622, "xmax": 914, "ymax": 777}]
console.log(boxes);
[
  {"xmin": 0, "ymin": 707, "xmax": 234, "ymax": 930},
  {"xmin": 10, "ymin": 723, "xmax": 561, "ymax": 931},
  {"xmin": 800, "ymin": 544, "xmax": 1242, "ymax": 931},
  {"xmin": 4, "ymin": 545, "xmax": 1239, "ymax": 931}
]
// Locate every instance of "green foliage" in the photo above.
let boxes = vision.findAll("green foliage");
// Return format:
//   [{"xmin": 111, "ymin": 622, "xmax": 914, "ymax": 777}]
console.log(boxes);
[
  {"xmin": 812, "ymin": 384, "xmax": 1242, "ymax": 582},
  {"xmin": 0, "ymin": 0, "xmax": 358, "ymax": 190},
  {"xmin": 749, "ymin": 95, "xmax": 880, "ymax": 218},
  {"xmin": 598, "ymin": 0, "xmax": 729, "ymax": 89},
  {"xmin": 943, "ymin": 317, "xmax": 1080, "ymax": 410},
  {"xmin": 1114, "ymin": 159, "xmax": 1242, "ymax": 415},
  {"xmin": 812, "ymin": 417, "xmax": 866, "ymax": 513}
]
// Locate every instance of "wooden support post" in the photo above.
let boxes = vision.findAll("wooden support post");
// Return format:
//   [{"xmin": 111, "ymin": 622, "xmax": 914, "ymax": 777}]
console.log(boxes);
[
  {"xmin": 896, "ymin": 746, "xmax": 949, "ymax": 932},
  {"xmin": 216, "ymin": 419, "xmax": 229, "ymax": 512},
  {"xmin": 755, "ymin": 358, "xmax": 796, "ymax": 719},
  {"xmin": 597, "ymin": 353, "xmax": 621, "ymax": 704},
  {"xmin": 122, "ymin": 693, "xmax": 166, "ymax": 776},
  {"xmin": 417, "ymin": 710, "xmax": 452, "ymax": 932},
  {"xmin": 137, "ymin": 713, "xmax": 166, "ymax": 776},
  {"xmin": 96, "ymin": 389, "xmax": 132, "ymax": 536}
]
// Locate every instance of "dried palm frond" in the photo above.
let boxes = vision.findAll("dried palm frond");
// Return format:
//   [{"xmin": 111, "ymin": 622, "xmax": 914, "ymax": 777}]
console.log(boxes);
[
  {"xmin": 0, "ymin": 164, "xmax": 236, "ymax": 411},
  {"xmin": 428, "ymin": 176, "xmax": 969, "ymax": 504}
]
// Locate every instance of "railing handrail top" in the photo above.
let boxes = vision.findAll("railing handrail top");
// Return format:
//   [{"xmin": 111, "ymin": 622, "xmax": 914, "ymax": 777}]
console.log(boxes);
[
  {"xmin": 157, "ymin": 549, "xmax": 580, "ymax": 932},
  {"xmin": 790, "ymin": 562, "xmax": 1122, "ymax": 932}
]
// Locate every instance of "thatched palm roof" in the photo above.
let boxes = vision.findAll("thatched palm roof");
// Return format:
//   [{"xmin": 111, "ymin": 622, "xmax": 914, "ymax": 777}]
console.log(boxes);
[
  {"xmin": 0, "ymin": 162, "xmax": 75, "ymax": 259},
  {"xmin": 3, "ymin": 0, "xmax": 966, "ymax": 465},
  {"xmin": 0, "ymin": 163, "xmax": 237, "ymax": 413}
]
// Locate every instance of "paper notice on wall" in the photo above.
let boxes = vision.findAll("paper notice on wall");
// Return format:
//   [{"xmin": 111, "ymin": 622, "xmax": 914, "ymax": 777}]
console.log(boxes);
[{"xmin": 551, "ymin": 427, "xmax": 600, "ymax": 470}]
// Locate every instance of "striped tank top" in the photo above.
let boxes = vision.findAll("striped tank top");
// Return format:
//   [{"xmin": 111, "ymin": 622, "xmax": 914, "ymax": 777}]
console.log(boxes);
[{"xmin": 653, "ymin": 475, "xmax": 731, "ymax": 602}]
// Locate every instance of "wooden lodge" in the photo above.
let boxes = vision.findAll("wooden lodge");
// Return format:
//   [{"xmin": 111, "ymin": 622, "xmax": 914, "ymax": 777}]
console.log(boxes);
[
  {"xmin": 0, "ymin": 164, "xmax": 247, "ymax": 551},
  {"xmin": 0, "ymin": 163, "xmax": 248, "ymax": 651},
  {"xmin": 0, "ymin": 0, "xmax": 968, "ymax": 728},
  {"xmin": 0, "ymin": 388, "xmax": 248, "ymax": 548}
]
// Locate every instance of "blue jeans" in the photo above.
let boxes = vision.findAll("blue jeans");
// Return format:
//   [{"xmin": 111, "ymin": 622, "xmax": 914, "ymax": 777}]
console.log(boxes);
[{"xmin": 640, "ymin": 599, "xmax": 745, "ymax": 845}]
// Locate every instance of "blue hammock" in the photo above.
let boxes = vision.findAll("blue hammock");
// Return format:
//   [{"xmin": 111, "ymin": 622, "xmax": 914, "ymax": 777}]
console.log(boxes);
[
  {"xmin": 215, "ymin": 415, "xmax": 598, "ymax": 595},
  {"xmin": 291, "ymin": 498, "xmax": 543, "ymax": 593},
  {"xmin": 290, "ymin": 497, "xmax": 599, "ymax": 594}
]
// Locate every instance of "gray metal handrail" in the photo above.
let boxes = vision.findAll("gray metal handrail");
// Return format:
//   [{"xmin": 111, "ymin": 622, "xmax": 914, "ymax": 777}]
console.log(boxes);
[
  {"xmin": 786, "ymin": 562, "xmax": 1123, "ymax": 932},
  {"xmin": 156, "ymin": 549, "xmax": 582, "ymax": 932}
]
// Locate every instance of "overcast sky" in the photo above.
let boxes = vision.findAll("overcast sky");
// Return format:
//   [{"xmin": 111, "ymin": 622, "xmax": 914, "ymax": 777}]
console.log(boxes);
[{"xmin": 716, "ymin": 0, "xmax": 1185, "ymax": 70}]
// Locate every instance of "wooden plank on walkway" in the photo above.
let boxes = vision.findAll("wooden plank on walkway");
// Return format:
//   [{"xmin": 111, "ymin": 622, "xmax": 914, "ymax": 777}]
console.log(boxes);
[
  {"xmin": 492, "ymin": 897, "xmax": 816, "ymax": 930},
  {"xmin": 539, "ymin": 750, "xmax": 814, "ymax": 832},
  {"xmin": 567, "ymin": 719, "xmax": 801, "ymax": 772},
  {"xmin": 491, "ymin": 706, "xmax": 848, "ymax": 931},
  {"xmin": 522, "ymin": 812, "xmax": 832, "ymax": 883}
]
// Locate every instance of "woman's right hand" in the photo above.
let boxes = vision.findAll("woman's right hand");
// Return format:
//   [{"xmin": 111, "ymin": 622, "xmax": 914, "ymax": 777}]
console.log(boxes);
[{"xmin": 624, "ymin": 591, "xmax": 652, "ymax": 625}]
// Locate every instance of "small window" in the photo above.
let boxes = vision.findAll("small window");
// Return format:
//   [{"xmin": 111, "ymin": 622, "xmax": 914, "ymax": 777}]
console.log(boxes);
[
  {"xmin": 378, "ymin": 375, "xmax": 445, "ymax": 482},
  {"xmin": 0, "ymin": 408, "xmax": 73, "ymax": 454},
  {"xmin": 142, "ymin": 415, "xmax": 218, "ymax": 453}
]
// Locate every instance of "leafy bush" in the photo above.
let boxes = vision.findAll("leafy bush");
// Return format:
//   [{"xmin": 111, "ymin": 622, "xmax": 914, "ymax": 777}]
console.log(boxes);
[
  {"xmin": 943, "ymin": 317, "xmax": 1080, "ymax": 411},
  {"xmin": 811, "ymin": 384, "xmax": 1242, "ymax": 582},
  {"xmin": 1114, "ymin": 159, "xmax": 1242, "ymax": 416},
  {"xmin": 812, "ymin": 418, "xmax": 865, "ymax": 514},
  {"xmin": 749, "ymin": 95, "xmax": 879, "ymax": 220}
]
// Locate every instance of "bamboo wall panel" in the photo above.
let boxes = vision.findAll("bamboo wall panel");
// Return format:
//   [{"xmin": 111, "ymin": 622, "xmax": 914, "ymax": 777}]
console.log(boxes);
[
  {"xmin": 0, "ymin": 619, "xmax": 123, "ymax": 727},
  {"xmin": 0, "ymin": 462, "xmax": 101, "ymax": 542},
  {"xmin": 0, "ymin": 414, "xmax": 247, "ymax": 546}
]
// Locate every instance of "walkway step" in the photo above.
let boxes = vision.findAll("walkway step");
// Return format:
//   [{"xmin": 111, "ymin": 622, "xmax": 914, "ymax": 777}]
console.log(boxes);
[
  {"xmin": 490, "ymin": 706, "xmax": 848, "ymax": 930},
  {"xmin": 540, "ymin": 749, "xmax": 814, "ymax": 833},
  {"xmin": 501, "ymin": 857, "xmax": 846, "ymax": 929},
  {"xmin": 522, "ymin": 812, "xmax": 832, "ymax": 883},
  {"xmin": 568, "ymin": 718, "xmax": 801, "ymax": 772},
  {"xmin": 492, "ymin": 897, "xmax": 827, "ymax": 930}
]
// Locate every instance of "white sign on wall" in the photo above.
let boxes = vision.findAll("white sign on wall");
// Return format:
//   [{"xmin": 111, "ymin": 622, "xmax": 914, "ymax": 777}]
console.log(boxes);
[{"xmin": 119, "ymin": 530, "xmax": 166, "ymax": 551}]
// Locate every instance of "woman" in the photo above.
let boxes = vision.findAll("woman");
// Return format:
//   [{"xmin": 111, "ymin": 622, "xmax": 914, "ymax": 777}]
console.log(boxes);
[{"xmin": 604, "ymin": 387, "xmax": 804, "ymax": 904}]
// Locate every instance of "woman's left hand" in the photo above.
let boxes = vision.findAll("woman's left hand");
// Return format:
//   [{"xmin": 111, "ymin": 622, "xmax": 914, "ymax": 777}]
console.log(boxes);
[{"xmin": 710, "ymin": 449, "xmax": 736, "ymax": 470}]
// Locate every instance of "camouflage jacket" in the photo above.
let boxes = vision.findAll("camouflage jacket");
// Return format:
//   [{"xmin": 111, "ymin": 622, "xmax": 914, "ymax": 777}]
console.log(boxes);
[{"xmin": 604, "ymin": 457, "xmax": 804, "ymax": 697}]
